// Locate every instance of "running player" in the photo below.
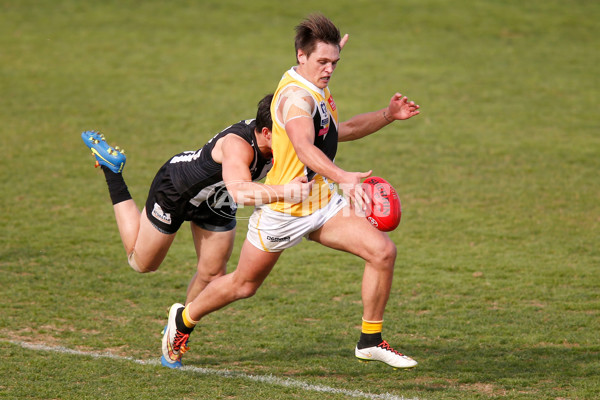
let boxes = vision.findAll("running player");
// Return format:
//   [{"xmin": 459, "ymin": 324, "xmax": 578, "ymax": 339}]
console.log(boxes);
[{"xmin": 162, "ymin": 15, "xmax": 420, "ymax": 369}]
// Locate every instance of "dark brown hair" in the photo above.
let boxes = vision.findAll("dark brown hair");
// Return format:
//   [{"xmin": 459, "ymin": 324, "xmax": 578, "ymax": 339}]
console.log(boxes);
[
  {"xmin": 255, "ymin": 93, "xmax": 273, "ymax": 132},
  {"xmin": 294, "ymin": 14, "xmax": 341, "ymax": 62}
]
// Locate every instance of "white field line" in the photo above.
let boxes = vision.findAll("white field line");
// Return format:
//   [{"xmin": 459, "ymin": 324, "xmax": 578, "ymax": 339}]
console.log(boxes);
[{"xmin": 6, "ymin": 340, "xmax": 420, "ymax": 400}]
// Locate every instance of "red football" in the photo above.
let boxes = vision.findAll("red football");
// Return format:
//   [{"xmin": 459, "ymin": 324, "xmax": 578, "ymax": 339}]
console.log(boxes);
[{"xmin": 362, "ymin": 176, "xmax": 401, "ymax": 232}]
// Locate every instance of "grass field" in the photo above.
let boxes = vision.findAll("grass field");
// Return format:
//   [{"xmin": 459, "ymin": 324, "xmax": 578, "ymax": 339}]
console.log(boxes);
[{"xmin": 1, "ymin": 0, "xmax": 599, "ymax": 399}]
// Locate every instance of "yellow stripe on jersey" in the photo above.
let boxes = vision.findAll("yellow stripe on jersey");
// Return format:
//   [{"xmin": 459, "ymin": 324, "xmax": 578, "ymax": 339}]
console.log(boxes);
[{"xmin": 266, "ymin": 67, "xmax": 339, "ymax": 217}]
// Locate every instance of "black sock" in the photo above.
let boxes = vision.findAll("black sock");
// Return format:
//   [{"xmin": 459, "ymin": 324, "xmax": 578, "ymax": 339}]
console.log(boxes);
[
  {"xmin": 175, "ymin": 307, "xmax": 194, "ymax": 334},
  {"xmin": 357, "ymin": 332, "xmax": 383, "ymax": 349},
  {"xmin": 101, "ymin": 165, "xmax": 132, "ymax": 205}
]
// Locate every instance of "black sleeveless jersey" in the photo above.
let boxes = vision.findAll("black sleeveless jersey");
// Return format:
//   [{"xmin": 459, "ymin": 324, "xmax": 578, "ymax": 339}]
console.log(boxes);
[{"xmin": 168, "ymin": 119, "xmax": 273, "ymax": 207}]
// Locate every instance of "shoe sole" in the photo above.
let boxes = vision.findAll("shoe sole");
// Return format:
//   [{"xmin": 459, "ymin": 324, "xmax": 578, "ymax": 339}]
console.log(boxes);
[
  {"xmin": 90, "ymin": 148, "xmax": 124, "ymax": 172},
  {"xmin": 81, "ymin": 132, "xmax": 125, "ymax": 173},
  {"xmin": 355, "ymin": 354, "xmax": 418, "ymax": 370},
  {"xmin": 161, "ymin": 355, "xmax": 182, "ymax": 369}
]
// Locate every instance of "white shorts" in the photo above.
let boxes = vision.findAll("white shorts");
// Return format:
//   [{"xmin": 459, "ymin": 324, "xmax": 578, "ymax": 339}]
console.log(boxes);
[{"xmin": 247, "ymin": 193, "xmax": 348, "ymax": 252}]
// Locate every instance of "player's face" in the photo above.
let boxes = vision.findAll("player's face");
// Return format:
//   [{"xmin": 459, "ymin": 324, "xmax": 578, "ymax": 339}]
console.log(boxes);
[{"xmin": 297, "ymin": 41, "xmax": 340, "ymax": 89}]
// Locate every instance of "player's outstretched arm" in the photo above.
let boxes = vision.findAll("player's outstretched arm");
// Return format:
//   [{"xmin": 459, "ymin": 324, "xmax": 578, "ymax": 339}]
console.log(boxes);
[
  {"xmin": 387, "ymin": 92, "xmax": 420, "ymax": 121},
  {"xmin": 337, "ymin": 92, "xmax": 420, "ymax": 142},
  {"xmin": 221, "ymin": 135, "xmax": 312, "ymax": 205}
]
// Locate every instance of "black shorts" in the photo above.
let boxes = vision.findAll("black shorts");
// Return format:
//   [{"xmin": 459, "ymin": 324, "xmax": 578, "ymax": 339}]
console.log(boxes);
[{"xmin": 145, "ymin": 162, "xmax": 236, "ymax": 234}]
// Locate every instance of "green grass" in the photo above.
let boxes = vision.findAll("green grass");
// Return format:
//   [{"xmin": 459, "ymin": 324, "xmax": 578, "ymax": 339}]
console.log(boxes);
[{"xmin": 1, "ymin": 0, "xmax": 599, "ymax": 399}]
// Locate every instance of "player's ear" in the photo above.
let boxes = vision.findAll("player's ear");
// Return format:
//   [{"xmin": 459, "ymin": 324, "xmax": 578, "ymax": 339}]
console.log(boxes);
[
  {"xmin": 297, "ymin": 49, "xmax": 307, "ymax": 65},
  {"xmin": 262, "ymin": 127, "xmax": 272, "ymax": 141}
]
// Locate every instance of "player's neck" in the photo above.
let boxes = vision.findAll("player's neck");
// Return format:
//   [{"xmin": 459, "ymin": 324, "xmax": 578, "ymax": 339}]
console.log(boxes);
[{"xmin": 254, "ymin": 129, "xmax": 273, "ymax": 158}]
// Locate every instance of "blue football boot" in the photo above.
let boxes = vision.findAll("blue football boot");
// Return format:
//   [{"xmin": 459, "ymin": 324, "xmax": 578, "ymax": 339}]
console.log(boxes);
[{"xmin": 81, "ymin": 130, "xmax": 126, "ymax": 173}]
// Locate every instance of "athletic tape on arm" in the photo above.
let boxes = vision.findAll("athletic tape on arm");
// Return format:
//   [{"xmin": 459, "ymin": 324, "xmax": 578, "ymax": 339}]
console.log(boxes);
[{"xmin": 280, "ymin": 87, "xmax": 314, "ymax": 124}]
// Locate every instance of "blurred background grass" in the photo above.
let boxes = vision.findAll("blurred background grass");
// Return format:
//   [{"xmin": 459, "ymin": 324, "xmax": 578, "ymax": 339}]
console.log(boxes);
[{"xmin": 1, "ymin": 0, "xmax": 599, "ymax": 399}]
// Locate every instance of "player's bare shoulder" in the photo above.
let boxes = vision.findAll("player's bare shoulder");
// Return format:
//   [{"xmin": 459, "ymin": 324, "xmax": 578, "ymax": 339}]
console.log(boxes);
[
  {"xmin": 277, "ymin": 86, "xmax": 316, "ymax": 124},
  {"xmin": 212, "ymin": 133, "xmax": 253, "ymax": 165}
]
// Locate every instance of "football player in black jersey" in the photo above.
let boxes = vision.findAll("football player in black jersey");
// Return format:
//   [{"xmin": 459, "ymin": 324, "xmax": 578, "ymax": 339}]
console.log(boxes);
[{"xmin": 82, "ymin": 94, "xmax": 313, "ymax": 306}]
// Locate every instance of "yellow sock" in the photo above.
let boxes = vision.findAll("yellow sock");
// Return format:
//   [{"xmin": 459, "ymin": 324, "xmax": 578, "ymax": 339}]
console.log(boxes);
[
  {"xmin": 362, "ymin": 318, "xmax": 383, "ymax": 334},
  {"xmin": 182, "ymin": 305, "xmax": 198, "ymax": 329}
]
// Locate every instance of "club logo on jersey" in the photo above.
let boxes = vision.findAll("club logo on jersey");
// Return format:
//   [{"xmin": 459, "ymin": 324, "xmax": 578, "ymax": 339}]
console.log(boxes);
[{"xmin": 318, "ymin": 101, "xmax": 329, "ymax": 137}]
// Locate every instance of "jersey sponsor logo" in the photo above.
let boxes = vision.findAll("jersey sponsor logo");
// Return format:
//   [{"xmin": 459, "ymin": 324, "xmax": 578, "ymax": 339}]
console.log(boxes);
[
  {"xmin": 266, "ymin": 235, "xmax": 291, "ymax": 242},
  {"xmin": 328, "ymin": 96, "xmax": 336, "ymax": 111},
  {"xmin": 170, "ymin": 150, "xmax": 202, "ymax": 164},
  {"xmin": 152, "ymin": 203, "xmax": 172, "ymax": 225}
]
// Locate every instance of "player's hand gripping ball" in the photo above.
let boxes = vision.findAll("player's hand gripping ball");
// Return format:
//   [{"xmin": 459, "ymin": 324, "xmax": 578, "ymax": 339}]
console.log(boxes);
[{"xmin": 363, "ymin": 176, "xmax": 401, "ymax": 232}]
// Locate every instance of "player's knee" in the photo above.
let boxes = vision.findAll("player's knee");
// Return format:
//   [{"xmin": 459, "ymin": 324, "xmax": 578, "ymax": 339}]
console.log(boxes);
[
  {"xmin": 128, "ymin": 252, "xmax": 159, "ymax": 273},
  {"xmin": 370, "ymin": 239, "xmax": 397, "ymax": 268},
  {"xmin": 235, "ymin": 281, "xmax": 261, "ymax": 300},
  {"xmin": 197, "ymin": 266, "xmax": 226, "ymax": 285}
]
